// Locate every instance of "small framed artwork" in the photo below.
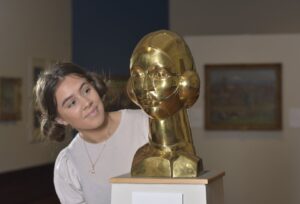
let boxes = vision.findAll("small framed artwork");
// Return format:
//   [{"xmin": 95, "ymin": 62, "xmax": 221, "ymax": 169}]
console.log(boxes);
[
  {"xmin": 28, "ymin": 58, "xmax": 58, "ymax": 143},
  {"xmin": 0, "ymin": 77, "xmax": 22, "ymax": 121},
  {"xmin": 104, "ymin": 76, "xmax": 138, "ymax": 112},
  {"xmin": 204, "ymin": 63, "xmax": 282, "ymax": 130}
]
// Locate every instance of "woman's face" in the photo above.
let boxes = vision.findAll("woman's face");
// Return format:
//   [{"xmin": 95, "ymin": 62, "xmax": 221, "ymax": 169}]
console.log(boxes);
[{"xmin": 55, "ymin": 74, "xmax": 105, "ymax": 132}]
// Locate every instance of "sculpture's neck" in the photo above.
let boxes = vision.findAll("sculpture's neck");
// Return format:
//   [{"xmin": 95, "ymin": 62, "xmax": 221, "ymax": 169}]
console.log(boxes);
[{"xmin": 149, "ymin": 109, "xmax": 195, "ymax": 152}]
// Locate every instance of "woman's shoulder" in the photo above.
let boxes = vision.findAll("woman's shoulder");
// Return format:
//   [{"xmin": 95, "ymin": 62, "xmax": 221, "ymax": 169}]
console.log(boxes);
[
  {"xmin": 109, "ymin": 109, "xmax": 147, "ymax": 123},
  {"xmin": 56, "ymin": 146, "xmax": 70, "ymax": 160},
  {"xmin": 55, "ymin": 147, "xmax": 72, "ymax": 171},
  {"xmin": 53, "ymin": 145, "xmax": 82, "ymax": 195},
  {"xmin": 54, "ymin": 136, "xmax": 80, "ymax": 173},
  {"xmin": 119, "ymin": 109, "xmax": 149, "ymax": 132},
  {"xmin": 54, "ymin": 144, "xmax": 80, "ymax": 181},
  {"xmin": 120, "ymin": 108, "xmax": 147, "ymax": 119}
]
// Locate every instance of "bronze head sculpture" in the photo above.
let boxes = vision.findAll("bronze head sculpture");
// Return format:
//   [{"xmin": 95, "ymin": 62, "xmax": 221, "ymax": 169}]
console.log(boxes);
[{"xmin": 127, "ymin": 30, "xmax": 203, "ymax": 177}]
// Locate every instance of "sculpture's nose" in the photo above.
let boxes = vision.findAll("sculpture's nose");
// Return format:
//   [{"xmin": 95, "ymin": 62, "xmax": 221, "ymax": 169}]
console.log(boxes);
[{"xmin": 143, "ymin": 73, "xmax": 154, "ymax": 91}]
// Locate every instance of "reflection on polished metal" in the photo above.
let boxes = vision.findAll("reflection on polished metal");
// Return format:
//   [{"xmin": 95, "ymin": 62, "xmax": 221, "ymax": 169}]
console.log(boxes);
[{"xmin": 128, "ymin": 30, "xmax": 203, "ymax": 177}]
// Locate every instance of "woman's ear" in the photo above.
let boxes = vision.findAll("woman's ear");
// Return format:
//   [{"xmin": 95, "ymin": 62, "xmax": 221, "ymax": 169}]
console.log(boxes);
[
  {"xmin": 178, "ymin": 70, "xmax": 200, "ymax": 108},
  {"xmin": 55, "ymin": 117, "xmax": 68, "ymax": 126}
]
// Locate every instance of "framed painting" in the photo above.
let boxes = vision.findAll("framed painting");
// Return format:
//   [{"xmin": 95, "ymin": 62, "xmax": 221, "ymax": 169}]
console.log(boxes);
[
  {"xmin": 105, "ymin": 76, "xmax": 138, "ymax": 112},
  {"xmin": 204, "ymin": 63, "xmax": 282, "ymax": 130},
  {"xmin": 0, "ymin": 77, "xmax": 22, "ymax": 121},
  {"xmin": 28, "ymin": 58, "xmax": 59, "ymax": 143}
]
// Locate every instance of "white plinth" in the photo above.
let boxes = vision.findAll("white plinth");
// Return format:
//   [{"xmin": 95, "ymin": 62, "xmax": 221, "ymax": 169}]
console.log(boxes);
[{"xmin": 110, "ymin": 170, "xmax": 225, "ymax": 204}]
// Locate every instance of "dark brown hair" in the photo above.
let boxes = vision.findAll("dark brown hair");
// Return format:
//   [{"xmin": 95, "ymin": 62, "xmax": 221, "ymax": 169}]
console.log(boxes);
[{"xmin": 34, "ymin": 62, "xmax": 107, "ymax": 141}]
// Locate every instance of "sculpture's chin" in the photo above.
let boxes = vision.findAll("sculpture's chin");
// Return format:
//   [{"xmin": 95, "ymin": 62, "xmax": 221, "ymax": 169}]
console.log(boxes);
[
  {"xmin": 141, "ymin": 103, "xmax": 182, "ymax": 120},
  {"xmin": 142, "ymin": 106, "xmax": 171, "ymax": 119},
  {"xmin": 137, "ymin": 92, "xmax": 184, "ymax": 119}
]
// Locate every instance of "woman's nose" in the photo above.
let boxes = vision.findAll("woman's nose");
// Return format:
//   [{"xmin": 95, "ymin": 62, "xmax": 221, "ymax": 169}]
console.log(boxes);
[{"xmin": 81, "ymin": 96, "xmax": 92, "ymax": 110}]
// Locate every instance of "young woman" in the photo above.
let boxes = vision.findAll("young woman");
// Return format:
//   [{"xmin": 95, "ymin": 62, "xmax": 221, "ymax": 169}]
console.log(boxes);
[{"xmin": 35, "ymin": 62, "xmax": 149, "ymax": 204}]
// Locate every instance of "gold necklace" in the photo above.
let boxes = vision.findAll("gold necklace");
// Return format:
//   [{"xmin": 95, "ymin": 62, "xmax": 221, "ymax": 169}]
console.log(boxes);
[
  {"xmin": 81, "ymin": 115, "xmax": 111, "ymax": 174},
  {"xmin": 83, "ymin": 139, "xmax": 107, "ymax": 174}
]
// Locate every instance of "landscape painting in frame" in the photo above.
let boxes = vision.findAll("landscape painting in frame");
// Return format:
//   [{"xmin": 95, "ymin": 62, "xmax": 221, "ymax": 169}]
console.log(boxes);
[
  {"xmin": 205, "ymin": 63, "xmax": 282, "ymax": 130},
  {"xmin": 0, "ymin": 77, "xmax": 22, "ymax": 121}
]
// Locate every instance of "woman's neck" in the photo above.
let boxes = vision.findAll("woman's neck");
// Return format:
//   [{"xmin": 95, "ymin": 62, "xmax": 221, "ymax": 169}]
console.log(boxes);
[{"xmin": 79, "ymin": 111, "xmax": 121, "ymax": 144}]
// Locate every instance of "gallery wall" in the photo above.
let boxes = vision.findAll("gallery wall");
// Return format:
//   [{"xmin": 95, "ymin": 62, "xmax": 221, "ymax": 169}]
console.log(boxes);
[
  {"xmin": 185, "ymin": 34, "xmax": 300, "ymax": 204},
  {"xmin": 0, "ymin": 0, "xmax": 71, "ymax": 173},
  {"xmin": 170, "ymin": 0, "xmax": 300, "ymax": 35}
]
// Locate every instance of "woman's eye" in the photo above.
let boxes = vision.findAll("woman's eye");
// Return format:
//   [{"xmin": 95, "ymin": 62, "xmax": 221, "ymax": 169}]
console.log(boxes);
[
  {"xmin": 83, "ymin": 86, "xmax": 91, "ymax": 95},
  {"xmin": 67, "ymin": 100, "xmax": 76, "ymax": 108},
  {"xmin": 85, "ymin": 87, "xmax": 91, "ymax": 93}
]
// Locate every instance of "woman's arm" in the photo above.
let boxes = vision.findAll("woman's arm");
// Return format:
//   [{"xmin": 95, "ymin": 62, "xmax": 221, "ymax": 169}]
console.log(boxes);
[{"xmin": 54, "ymin": 149, "xmax": 86, "ymax": 204}]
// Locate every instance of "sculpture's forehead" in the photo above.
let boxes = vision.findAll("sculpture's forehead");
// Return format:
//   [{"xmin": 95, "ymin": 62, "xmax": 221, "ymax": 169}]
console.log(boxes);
[
  {"xmin": 130, "ymin": 31, "xmax": 194, "ymax": 75},
  {"xmin": 130, "ymin": 47, "xmax": 180, "ymax": 74}
]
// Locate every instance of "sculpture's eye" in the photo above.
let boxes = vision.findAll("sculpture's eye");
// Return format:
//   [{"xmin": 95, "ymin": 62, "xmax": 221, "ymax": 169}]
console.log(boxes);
[
  {"xmin": 154, "ymin": 70, "xmax": 169, "ymax": 79},
  {"xmin": 148, "ymin": 67, "xmax": 170, "ymax": 80},
  {"xmin": 131, "ymin": 66, "xmax": 144, "ymax": 78}
]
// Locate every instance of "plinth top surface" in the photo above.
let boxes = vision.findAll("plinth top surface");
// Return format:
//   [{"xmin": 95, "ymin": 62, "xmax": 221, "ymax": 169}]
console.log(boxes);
[{"xmin": 110, "ymin": 170, "xmax": 225, "ymax": 185}]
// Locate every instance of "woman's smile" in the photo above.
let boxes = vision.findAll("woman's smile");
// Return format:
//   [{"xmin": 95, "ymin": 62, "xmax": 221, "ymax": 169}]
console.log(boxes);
[{"xmin": 84, "ymin": 106, "xmax": 99, "ymax": 119}]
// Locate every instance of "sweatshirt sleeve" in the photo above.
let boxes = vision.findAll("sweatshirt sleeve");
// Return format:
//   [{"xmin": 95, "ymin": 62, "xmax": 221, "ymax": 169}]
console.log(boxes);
[{"xmin": 53, "ymin": 149, "xmax": 86, "ymax": 204}]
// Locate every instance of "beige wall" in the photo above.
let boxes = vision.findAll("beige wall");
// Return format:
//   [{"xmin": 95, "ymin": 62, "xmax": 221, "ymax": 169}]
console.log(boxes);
[
  {"xmin": 170, "ymin": 0, "xmax": 300, "ymax": 35},
  {"xmin": 0, "ymin": 0, "xmax": 71, "ymax": 173},
  {"xmin": 185, "ymin": 34, "xmax": 300, "ymax": 204}
]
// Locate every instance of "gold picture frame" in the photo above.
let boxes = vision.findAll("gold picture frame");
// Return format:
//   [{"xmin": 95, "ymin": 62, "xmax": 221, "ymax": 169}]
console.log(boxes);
[{"xmin": 205, "ymin": 63, "xmax": 282, "ymax": 130}]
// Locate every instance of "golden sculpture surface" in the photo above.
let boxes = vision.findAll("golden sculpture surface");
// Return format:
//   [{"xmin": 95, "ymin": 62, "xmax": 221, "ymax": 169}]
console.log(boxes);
[{"xmin": 127, "ymin": 30, "xmax": 203, "ymax": 177}]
